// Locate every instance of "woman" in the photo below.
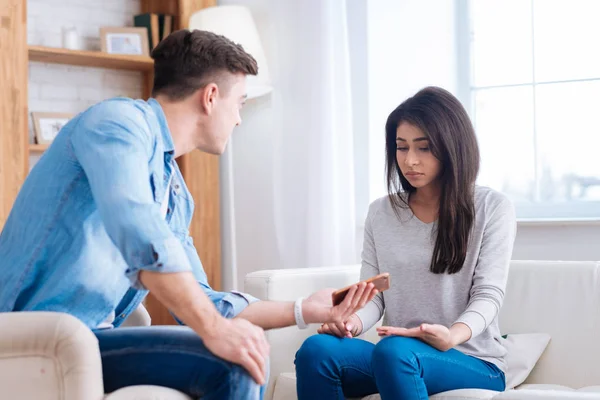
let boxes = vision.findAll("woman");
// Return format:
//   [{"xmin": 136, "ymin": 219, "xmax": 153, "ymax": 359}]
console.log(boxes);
[{"xmin": 295, "ymin": 86, "xmax": 516, "ymax": 400}]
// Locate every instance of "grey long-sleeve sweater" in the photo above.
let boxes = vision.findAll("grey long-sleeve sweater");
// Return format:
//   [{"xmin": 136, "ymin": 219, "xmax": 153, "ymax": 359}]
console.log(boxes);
[{"xmin": 355, "ymin": 186, "xmax": 516, "ymax": 372}]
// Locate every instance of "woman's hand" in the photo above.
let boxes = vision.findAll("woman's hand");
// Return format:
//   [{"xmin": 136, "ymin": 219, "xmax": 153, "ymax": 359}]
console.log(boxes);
[
  {"xmin": 302, "ymin": 283, "xmax": 377, "ymax": 326},
  {"xmin": 317, "ymin": 313, "xmax": 363, "ymax": 338},
  {"xmin": 376, "ymin": 322, "xmax": 471, "ymax": 352}
]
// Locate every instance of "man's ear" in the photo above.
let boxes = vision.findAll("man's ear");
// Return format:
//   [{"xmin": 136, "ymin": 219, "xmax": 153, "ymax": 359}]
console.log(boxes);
[{"xmin": 199, "ymin": 83, "xmax": 219, "ymax": 115}]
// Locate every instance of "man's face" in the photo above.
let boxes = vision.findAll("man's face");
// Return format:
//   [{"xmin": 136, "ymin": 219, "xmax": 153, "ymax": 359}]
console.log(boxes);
[{"xmin": 201, "ymin": 73, "xmax": 247, "ymax": 155}]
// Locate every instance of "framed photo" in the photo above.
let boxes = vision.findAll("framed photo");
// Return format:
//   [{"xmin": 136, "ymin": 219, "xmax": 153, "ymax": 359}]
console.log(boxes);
[
  {"xmin": 31, "ymin": 112, "xmax": 74, "ymax": 144},
  {"xmin": 100, "ymin": 27, "xmax": 149, "ymax": 56}
]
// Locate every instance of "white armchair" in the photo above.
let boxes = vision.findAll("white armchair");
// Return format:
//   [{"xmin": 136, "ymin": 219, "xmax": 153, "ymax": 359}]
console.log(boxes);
[
  {"xmin": 0, "ymin": 305, "xmax": 191, "ymax": 400},
  {"xmin": 0, "ymin": 311, "xmax": 104, "ymax": 399}
]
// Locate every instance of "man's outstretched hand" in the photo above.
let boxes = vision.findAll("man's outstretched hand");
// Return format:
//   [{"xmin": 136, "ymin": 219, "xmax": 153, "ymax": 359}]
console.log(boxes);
[{"xmin": 302, "ymin": 282, "xmax": 378, "ymax": 327}]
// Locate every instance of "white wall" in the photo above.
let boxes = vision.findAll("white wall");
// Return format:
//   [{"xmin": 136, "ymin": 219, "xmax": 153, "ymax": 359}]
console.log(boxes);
[{"xmin": 28, "ymin": 0, "xmax": 143, "ymax": 167}]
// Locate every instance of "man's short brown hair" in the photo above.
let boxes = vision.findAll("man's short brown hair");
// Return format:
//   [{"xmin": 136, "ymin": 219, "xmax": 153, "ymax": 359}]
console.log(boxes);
[{"xmin": 151, "ymin": 29, "xmax": 258, "ymax": 100}]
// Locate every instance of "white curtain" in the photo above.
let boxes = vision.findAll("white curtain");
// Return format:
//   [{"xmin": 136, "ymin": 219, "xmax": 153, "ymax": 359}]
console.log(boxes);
[
  {"xmin": 270, "ymin": 0, "xmax": 356, "ymax": 269},
  {"xmin": 219, "ymin": 0, "xmax": 356, "ymax": 289}
]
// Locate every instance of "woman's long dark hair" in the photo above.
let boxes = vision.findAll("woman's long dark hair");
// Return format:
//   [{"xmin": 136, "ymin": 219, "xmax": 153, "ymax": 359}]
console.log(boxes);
[{"xmin": 385, "ymin": 87, "xmax": 480, "ymax": 274}]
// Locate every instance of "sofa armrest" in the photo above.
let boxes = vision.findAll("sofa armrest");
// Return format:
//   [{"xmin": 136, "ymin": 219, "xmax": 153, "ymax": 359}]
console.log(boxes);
[
  {"xmin": 245, "ymin": 265, "xmax": 362, "ymax": 302},
  {"xmin": 245, "ymin": 265, "xmax": 376, "ymax": 399},
  {"xmin": 0, "ymin": 312, "xmax": 104, "ymax": 400}
]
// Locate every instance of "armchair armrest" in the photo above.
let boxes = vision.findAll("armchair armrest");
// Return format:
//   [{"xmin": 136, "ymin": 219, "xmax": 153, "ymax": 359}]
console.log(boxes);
[
  {"xmin": 121, "ymin": 303, "xmax": 151, "ymax": 327},
  {"xmin": 0, "ymin": 311, "xmax": 104, "ymax": 400}
]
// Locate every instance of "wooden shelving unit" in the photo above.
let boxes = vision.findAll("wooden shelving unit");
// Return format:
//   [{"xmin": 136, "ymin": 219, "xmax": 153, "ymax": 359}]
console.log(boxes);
[
  {"xmin": 29, "ymin": 143, "xmax": 49, "ymax": 153},
  {"xmin": 28, "ymin": 45, "xmax": 154, "ymax": 72}
]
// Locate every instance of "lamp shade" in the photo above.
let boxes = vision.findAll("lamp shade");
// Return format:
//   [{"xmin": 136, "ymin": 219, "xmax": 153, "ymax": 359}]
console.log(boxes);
[{"xmin": 189, "ymin": 5, "xmax": 272, "ymax": 99}]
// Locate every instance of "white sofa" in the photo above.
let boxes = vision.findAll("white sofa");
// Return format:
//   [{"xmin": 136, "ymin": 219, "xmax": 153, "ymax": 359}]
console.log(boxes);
[{"xmin": 244, "ymin": 260, "xmax": 600, "ymax": 400}]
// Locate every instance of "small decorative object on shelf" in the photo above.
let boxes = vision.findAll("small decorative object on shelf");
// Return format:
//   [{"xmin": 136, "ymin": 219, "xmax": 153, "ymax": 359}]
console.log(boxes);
[
  {"xmin": 100, "ymin": 27, "xmax": 149, "ymax": 57},
  {"xmin": 31, "ymin": 112, "xmax": 74, "ymax": 145},
  {"xmin": 61, "ymin": 25, "xmax": 80, "ymax": 50}
]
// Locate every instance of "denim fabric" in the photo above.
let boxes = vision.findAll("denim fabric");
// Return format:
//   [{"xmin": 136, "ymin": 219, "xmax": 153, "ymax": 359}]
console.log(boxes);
[
  {"xmin": 0, "ymin": 97, "xmax": 210, "ymax": 328},
  {"xmin": 95, "ymin": 292, "xmax": 265, "ymax": 400},
  {"xmin": 295, "ymin": 335, "xmax": 505, "ymax": 400}
]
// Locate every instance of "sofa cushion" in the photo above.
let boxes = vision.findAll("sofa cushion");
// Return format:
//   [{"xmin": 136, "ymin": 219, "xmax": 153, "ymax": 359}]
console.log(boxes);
[
  {"xmin": 502, "ymin": 333, "xmax": 551, "ymax": 389},
  {"xmin": 494, "ymin": 385, "xmax": 600, "ymax": 399},
  {"xmin": 272, "ymin": 372, "xmax": 500, "ymax": 400},
  {"xmin": 363, "ymin": 390, "xmax": 500, "ymax": 400},
  {"xmin": 518, "ymin": 384, "xmax": 600, "ymax": 392},
  {"xmin": 104, "ymin": 385, "xmax": 192, "ymax": 400}
]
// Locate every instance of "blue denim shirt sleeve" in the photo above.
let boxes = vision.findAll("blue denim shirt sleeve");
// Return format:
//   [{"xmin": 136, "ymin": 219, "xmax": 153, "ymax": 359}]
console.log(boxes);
[{"xmin": 69, "ymin": 101, "xmax": 192, "ymax": 289}]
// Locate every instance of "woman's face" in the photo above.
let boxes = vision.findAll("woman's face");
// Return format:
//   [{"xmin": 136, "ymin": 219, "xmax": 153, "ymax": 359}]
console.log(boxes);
[{"xmin": 395, "ymin": 122, "xmax": 442, "ymax": 190}]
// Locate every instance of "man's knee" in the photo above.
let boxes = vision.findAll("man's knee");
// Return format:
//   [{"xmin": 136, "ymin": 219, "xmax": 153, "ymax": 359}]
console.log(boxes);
[{"xmin": 222, "ymin": 363, "xmax": 266, "ymax": 400}]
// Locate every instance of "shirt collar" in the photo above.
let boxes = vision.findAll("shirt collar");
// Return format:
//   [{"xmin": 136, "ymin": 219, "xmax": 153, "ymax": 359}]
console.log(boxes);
[{"xmin": 148, "ymin": 97, "xmax": 175, "ymax": 154}]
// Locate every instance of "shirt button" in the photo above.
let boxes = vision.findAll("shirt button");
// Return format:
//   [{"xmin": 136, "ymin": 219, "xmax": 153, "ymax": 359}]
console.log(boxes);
[
  {"xmin": 157, "ymin": 263, "xmax": 163, "ymax": 268},
  {"xmin": 174, "ymin": 184, "xmax": 180, "ymax": 190}
]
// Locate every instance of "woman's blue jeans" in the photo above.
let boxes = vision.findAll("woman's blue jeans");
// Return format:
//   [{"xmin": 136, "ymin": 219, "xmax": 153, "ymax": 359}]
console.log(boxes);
[{"xmin": 295, "ymin": 334, "xmax": 505, "ymax": 400}]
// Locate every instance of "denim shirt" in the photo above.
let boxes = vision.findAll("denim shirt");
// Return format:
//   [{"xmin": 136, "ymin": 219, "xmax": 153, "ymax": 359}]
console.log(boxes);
[{"xmin": 0, "ymin": 98, "xmax": 210, "ymax": 328}]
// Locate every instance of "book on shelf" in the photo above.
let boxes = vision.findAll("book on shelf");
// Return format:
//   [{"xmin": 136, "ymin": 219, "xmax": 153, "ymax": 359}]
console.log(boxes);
[
  {"xmin": 162, "ymin": 15, "xmax": 173, "ymax": 40},
  {"xmin": 134, "ymin": 13, "xmax": 174, "ymax": 52}
]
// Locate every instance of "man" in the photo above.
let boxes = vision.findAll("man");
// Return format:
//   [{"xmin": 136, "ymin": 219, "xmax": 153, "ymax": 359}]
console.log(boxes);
[{"xmin": 0, "ymin": 30, "xmax": 376, "ymax": 399}]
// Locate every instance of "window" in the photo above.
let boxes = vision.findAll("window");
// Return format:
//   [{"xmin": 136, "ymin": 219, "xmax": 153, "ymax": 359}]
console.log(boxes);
[{"xmin": 464, "ymin": 0, "xmax": 600, "ymax": 220}]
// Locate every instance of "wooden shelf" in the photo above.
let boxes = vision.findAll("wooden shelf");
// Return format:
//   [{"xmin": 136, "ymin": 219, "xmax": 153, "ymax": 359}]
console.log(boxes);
[
  {"xmin": 28, "ymin": 45, "xmax": 153, "ymax": 71},
  {"xmin": 29, "ymin": 144, "xmax": 49, "ymax": 153}
]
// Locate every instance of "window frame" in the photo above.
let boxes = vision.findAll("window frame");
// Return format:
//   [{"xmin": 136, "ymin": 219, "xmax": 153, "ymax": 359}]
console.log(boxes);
[{"xmin": 456, "ymin": 0, "xmax": 600, "ymax": 222}]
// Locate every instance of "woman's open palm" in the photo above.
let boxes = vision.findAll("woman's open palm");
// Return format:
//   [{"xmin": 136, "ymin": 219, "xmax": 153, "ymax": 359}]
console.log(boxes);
[{"xmin": 377, "ymin": 323, "xmax": 454, "ymax": 352}]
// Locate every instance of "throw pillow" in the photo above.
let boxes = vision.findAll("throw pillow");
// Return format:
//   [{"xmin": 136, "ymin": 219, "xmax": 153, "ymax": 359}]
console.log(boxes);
[{"xmin": 502, "ymin": 333, "xmax": 551, "ymax": 389}]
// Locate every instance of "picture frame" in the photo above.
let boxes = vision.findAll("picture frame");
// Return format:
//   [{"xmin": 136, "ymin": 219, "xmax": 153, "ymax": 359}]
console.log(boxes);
[
  {"xmin": 31, "ymin": 112, "xmax": 74, "ymax": 145},
  {"xmin": 100, "ymin": 27, "xmax": 149, "ymax": 56}
]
